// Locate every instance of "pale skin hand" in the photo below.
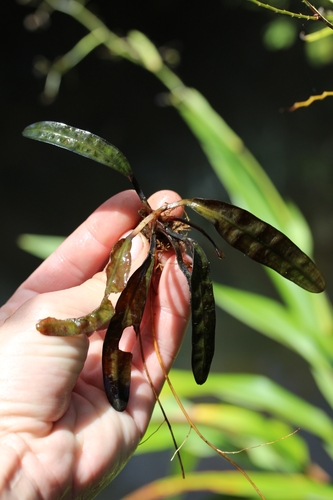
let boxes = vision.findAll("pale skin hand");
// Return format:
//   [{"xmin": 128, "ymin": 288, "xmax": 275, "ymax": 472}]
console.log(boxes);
[{"xmin": 0, "ymin": 190, "xmax": 190, "ymax": 500}]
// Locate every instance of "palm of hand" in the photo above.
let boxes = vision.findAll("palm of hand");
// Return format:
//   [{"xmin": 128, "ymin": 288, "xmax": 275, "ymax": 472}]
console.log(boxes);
[{"xmin": 0, "ymin": 190, "xmax": 189, "ymax": 499}]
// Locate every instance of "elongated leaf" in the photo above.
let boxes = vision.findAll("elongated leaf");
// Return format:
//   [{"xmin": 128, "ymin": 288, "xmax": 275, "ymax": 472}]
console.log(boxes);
[
  {"xmin": 165, "ymin": 234, "xmax": 215, "ymax": 385},
  {"xmin": 102, "ymin": 234, "xmax": 156, "ymax": 411},
  {"xmin": 36, "ymin": 296, "xmax": 114, "ymax": 336},
  {"xmin": 121, "ymin": 471, "xmax": 333, "ymax": 500},
  {"xmin": 17, "ymin": 234, "xmax": 65, "ymax": 259},
  {"xmin": 213, "ymin": 282, "xmax": 331, "ymax": 368},
  {"xmin": 186, "ymin": 198, "xmax": 325, "ymax": 293},
  {"xmin": 144, "ymin": 398, "xmax": 309, "ymax": 471},
  {"xmin": 170, "ymin": 370, "xmax": 333, "ymax": 445},
  {"xmin": 23, "ymin": 121, "xmax": 134, "ymax": 179},
  {"xmin": 190, "ymin": 240, "xmax": 215, "ymax": 385},
  {"xmin": 36, "ymin": 237, "xmax": 132, "ymax": 337},
  {"xmin": 104, "ymin": 237, "xmax": 132, "ymax": 296}
]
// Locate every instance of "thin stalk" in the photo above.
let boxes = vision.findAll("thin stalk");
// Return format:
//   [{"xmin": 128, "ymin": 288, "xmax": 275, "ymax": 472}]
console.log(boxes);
[{"xmin": 247, "ymin": 0, "xmax": 316, "ymax": 20}]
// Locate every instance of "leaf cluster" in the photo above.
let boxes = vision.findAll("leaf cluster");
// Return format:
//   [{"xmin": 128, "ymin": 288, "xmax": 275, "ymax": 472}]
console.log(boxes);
[{"xmin": 23, "ymin": 121, "xmax": 325, "ymax": 414}]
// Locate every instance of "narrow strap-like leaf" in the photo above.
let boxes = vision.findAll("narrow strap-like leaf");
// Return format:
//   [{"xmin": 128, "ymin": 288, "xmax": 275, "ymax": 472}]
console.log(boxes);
[
  {"xmin": 102, "ymin": 234, "xmax": 156, "ymax": 411},
  {"xmin": 104, "ymin": 237, "xmax": 132, "ymax": 296},
  {"xmin": 23, "ymin": 121, "xmax": 134, "ymax": 180},
  {"xmin": 36, "ymin": 296, "xmax": 114, "ymax": 336},
  {"xmin": 165, "ymin": 233, "xmax": 215, "ymax": 385},
  {"xmin": 189, "ymin": 240, "xmax": 216, "ymax": 385},
  {"xmin": 186, "ymin": 198, "xmax": 325, "ymax": 293}
]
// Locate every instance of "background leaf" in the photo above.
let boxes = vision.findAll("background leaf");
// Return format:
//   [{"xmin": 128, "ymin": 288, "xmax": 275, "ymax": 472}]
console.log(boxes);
[{"xmin": 17, "ymin": 234, "xmax": 65, "ymax": 260}]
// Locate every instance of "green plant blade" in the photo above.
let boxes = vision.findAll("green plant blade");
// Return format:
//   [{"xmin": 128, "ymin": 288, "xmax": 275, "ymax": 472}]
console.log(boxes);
[
  {"xmin": 17, "ymin": 234, "xmax": 65, "ymax": 259},
  {"xmin": 121, "ymin": 471, "xmax": 333, "ymax": 500},
  {"xmin": 22, "ymin": 121, "xmax": 134, "ymax": 180},
  {"xmin": 186, "ymin": 198, "xmax": 325, "ymax": 293},
  {"xmin": 144, "ymin": 397, "xmax": 309, "ymax": 471},
  {"xmin": 190, "ymin": 240, "xmax": 215, "ymax": 385},
  {"xmin": 170, "ymin": 85, "xmax": 332, "ymax": 341},
  {"xmin": 188, "ymin": 403, "xmax": 309, "ymax": 471},
  {"xmin": 169, "ymin": 370, "xmax": 333, "ymax": 446},
  {"xmin": 213, "ymin": 283, "xmax": 331, "ymax": 369},
  {"xmin": 36, "ymin": 237, "xmax": 132, "ymax": 338}
]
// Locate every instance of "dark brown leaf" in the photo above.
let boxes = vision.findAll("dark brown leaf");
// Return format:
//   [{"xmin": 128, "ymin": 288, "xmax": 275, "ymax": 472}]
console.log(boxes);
[
  {"xmin": 190, "ymin": 240, "xmax": 215, "ymax": 385},
  {"xmin": 102, "ymin": 234, "xmax": 156, "ymax": 410},
  {"xmin": 103, "ymin": 344, "xmax": 132, "ymax": 412},
  {"xmin": 166, "ymin": 234, "xmax": 215, "ymax": 385},
  {"xmin": 23, "ymin": 121, "xmax": 134, "ymax": 180},
  {"xmin": 187, "ymin": 198, "xmax": 326, "ymax": 293}
]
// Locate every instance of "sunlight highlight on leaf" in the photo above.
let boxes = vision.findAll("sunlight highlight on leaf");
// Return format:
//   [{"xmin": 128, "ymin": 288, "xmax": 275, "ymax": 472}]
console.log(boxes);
[{"xmin": 23, "ymin": 121, "xmax": 134, "ymax": 179}]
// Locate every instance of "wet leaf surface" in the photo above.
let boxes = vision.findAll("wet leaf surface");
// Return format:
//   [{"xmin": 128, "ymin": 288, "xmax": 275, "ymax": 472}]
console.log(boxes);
[{"xmin": 36, "ymin": 237, "xmax": 132, "ymax": 337}]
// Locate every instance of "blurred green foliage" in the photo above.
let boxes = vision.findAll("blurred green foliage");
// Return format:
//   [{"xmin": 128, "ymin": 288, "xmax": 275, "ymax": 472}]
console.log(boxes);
[{"xmin": 251, "ymin": 0, "xmax": 333, "ymax": 67}]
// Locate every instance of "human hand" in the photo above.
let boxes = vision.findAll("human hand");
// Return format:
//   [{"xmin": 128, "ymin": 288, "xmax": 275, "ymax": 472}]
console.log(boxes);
[{"xmin": 0, "ymin": 190, "xmax": 190, "ymax": 500}]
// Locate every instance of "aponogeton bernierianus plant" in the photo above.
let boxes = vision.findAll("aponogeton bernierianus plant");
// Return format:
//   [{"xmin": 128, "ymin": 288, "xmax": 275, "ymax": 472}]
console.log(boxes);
[{"xmin": 23, "ymin": 121, "xmax": 325, "ymax": 412}]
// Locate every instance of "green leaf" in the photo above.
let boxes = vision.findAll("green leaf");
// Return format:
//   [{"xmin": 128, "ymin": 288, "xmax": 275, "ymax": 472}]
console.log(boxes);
[
  {"xmin": 104, "ymin": 237, "xmax": 132, "ymax": 296},
  {"xmin": 305, "ymin": 28, "xmax": 333, "ymax": 67},
  {"xmin": 185, "ymin": 198, "xmax": 325, "ymax": 293},
  {"xmin": 121, "ymin": 471, "xmax": 333, "ymax": 500},
  {"xmin": 23, "ymin": 121, "xmax": 134, "ymax": 179},
  {"xmin": 187, "ymin": 403, "xmax": 309, "ymax": 471},
  {"xmin": 213, "ymin": 282, "xmax": 331, "ymax": 369},
  {"xmin": 170, "ymin": 85, "xmax": 332, "ymax": 356},
  {"xmin": 17, "ymin": 234, "xmax": 65, "ymax": 259},
  {"xmin": 172, "ymin": 87, "xmax": 290, "ymax": 231}
]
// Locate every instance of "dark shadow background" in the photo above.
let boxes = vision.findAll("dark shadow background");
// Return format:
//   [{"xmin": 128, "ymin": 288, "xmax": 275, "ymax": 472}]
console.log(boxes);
[{"xmin": 1, "ymin": 0, "xmax": 333, "ymax": 498}]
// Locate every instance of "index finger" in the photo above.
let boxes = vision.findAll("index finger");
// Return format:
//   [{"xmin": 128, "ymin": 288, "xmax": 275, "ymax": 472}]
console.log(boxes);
[
  {"xmin": 23, "ymin": 190, "xmax": 143, "ymax": 293},
  {"xmin": 0, "ymin": 191, "xmax": 141, "ymax": 321}
]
